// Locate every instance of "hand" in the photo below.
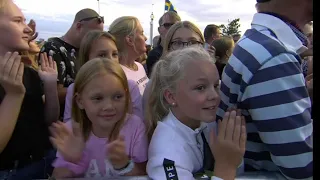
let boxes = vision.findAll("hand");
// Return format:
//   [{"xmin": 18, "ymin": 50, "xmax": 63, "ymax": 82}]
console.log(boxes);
[
  {"xmin": 210, "ymin": 110, "xmax": 246, "ymax": 170},
  {"xmin": 50, "ymin": 121, "xmax": 85, "ymax": 163},
  {"xmin": 207, "ymin": 45, "xmax": 216, "ymax": 59},
  {"xmin": 107, "ymin": 135, "xmax": 129, "ymax": 170},
  {"xmin": 305, "ymin": 74, "xmax": 313, "ymax": 100},
  {"xmin": 0, "ymin": 52, "xmax": 25, "ymax": 95},
  {"xmin": 38, "ymin": 52, "xmax": 58, "ymax": 83},
  {"xmin": 300, "ymin": 47, "xmax": 313, "ymax": 58}
]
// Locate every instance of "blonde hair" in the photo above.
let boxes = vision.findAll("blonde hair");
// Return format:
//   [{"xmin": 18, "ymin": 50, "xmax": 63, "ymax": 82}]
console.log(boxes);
[
  {"xmin": 212, "ymin": 36, "xmax": 234, "ymax": 63},
  {"xmin": 162, "ymin": 21, "xmax": 205, "ymax": 57},
  {"xmin": 72, "ymin": 58, "xmax": 131, "ymax": 141},
  {"xmin": 108, "ymin": 16, "xmax": 139, "ymax": 59},
  {"xmin": 0, "ymin": 0, "xmax": 8, "ymax": 14},
  {"xmin": 77, "ymin": 30, "xmax": 116, "ymax": 71},
  {"xmin": 145, "ymin": 47, "xmax": 213, "ymax": 140}
]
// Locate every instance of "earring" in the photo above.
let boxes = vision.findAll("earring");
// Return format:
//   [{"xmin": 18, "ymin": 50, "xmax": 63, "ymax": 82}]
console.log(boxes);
[{"xmin": 171, "ymin": 102, "xmax": 176, "ymax": 107}]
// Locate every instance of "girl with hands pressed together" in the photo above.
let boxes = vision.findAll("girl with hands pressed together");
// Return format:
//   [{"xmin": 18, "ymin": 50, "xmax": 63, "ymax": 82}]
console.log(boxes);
[
  {"xmin": 146, "ymin": 47, "xmax": 246, "ymax": 180},
  {"xmin": 0, "ymin": 1, "xmax": 59, "ymax": 179},
  {"xmin": 50, "ymin": 58, "xmax": 148, "ymax": 178}
]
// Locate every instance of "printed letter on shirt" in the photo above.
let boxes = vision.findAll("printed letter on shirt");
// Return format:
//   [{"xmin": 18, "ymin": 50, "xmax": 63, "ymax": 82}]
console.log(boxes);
[
  {"xmin": 163, "ymin": 158, "xmax": 178, "ymax": 180},
  {"xmin": 85, "ymin": 159, "xmax": 101, "ymax": 178}
]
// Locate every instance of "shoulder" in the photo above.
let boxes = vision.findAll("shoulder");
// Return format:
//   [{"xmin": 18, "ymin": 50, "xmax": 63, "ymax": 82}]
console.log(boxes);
[
  {"xmin": 149, "ymin": 122, "xmax": 186, "ymax": 155},
  {"xmin": 122, "ymin": 114, "xmax": 146, "ymax": 132}
]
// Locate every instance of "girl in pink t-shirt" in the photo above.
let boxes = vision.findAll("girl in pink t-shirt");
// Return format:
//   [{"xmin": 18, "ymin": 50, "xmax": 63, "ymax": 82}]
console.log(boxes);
[{"xmin": 50, "ymin": 58, "xmax": 148, "ymax": 178}]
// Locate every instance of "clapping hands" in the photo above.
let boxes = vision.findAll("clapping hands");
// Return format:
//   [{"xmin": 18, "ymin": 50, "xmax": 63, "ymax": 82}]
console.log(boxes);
[
  {"xmin": 38, "ymin": 52, "xmax": 58, "ymax": 83},
  {"xmin": 107, "ymin": 135, "xmax": 130, "ymax": 170},
  {"xmin": 0, "ymin": 52, "xmax": 25, "ymax": 96}
]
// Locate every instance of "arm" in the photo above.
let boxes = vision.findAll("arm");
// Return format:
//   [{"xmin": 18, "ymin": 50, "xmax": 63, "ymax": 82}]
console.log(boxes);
[
  {"xmin": 63, "ymin": 84, "xmax": 74, "ymax": 122},
  {"xmin": 39, "ymin": 53, "xmax": 60, "ymax": 124},
  {"xmin": 52, "ymin": 167, "xmax": 74, "ymax": 178},
  {"xmin": 0, "ymin": 95, "xmax": 24, "ymax": 153},
  {"xmin": 243, "ymin": 54, "xmax": 312, "ymax": 179},
  {"xmin": 40, "ymin": 43, "xmax": 67, "ymax": 103},
  {"xmin": 43, "ymin": 79, "xmax": 60, "ymax": 124}
]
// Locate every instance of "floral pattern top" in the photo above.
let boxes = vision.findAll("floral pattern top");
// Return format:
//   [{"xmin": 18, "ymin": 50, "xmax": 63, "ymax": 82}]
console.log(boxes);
[{"xmin": 40, "ymin": 37, "xmax": 78, "ymax": 87}]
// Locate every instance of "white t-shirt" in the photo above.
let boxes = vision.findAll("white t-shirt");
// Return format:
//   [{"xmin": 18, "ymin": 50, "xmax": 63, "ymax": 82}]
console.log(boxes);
[
  {"xmin": 147, "ymin": 111, "xmax": 244, "ymax": 180},
  {"xmin": 121, "ymin": 62, "xmax": 149, "ymax": 95}
]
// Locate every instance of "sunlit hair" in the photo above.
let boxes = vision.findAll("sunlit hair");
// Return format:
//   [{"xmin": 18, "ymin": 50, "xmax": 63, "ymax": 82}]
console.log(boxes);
[
  {"xmin": 145, "ymin": 47, "xmax": 213, "ymax": 140},
  {"xmin": 109, "ymin": 16, "xmax": 139, "ymax": 59},
  {"xmin": 77, "ymin": 30, "xmax": 116, "ymax": 71},
  {"xmin": 162, "ymin": 21, "xmax": 205, "ymax": 57},
  {"xmin": 0, "ymin": 0, "xmax": 8, "ymax": 14},
  {"xmin": 72, "ymin": 58, "xmax": 131, "ymax": 141},
  {"xmin": 212, "ymin": 36, "xmax": 234, "ymax": 63}
]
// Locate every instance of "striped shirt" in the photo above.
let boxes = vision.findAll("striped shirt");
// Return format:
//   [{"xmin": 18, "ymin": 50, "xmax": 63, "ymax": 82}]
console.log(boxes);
[{"xmin": 216, "ymin": 13, "xmax": 313, "ymax": 180}]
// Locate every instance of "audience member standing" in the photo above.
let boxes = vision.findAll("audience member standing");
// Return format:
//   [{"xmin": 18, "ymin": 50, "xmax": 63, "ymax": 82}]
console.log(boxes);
[
  {"xmin": 203, "ymin": 24, "xmax": 222, "ymax": 48},
  {"xmin": 40, "ymin": 8, "xmax": 104, "ymax": 116},
  {"xmin": 217, "ymin": 0, "xmax": 313, "ymax": 179},
  {"xmin": 109, "ymin": 16, "xmax": 149, "ymax": 95},
  {"xmin": 146, "ymin": 12, "xmax": 181, "ymax": 77},
  {"xmin": 0, "ymin": 0, "xmax": 59, "ymax": 179}
]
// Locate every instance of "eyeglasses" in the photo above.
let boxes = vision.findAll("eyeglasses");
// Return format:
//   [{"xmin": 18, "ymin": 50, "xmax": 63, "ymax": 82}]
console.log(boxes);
[
  {"xmin": 169, "ymin": 40, "xmax": 204, "ymax": 50},
  {"xmin": 79, "ymin": 16, "xmax": 104, "ymax": 24},
  {"xmin": 161, "ymin": 23, "xmax": 175, "ymax": 29}
]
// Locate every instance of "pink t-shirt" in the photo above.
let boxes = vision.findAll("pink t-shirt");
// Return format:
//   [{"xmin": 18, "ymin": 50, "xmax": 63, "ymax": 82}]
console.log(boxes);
[
  {"xmin": 121, "ymin": 62, "xmax": 149, "ymax": 95},
  {"xmin": 53, "ymin": 114, "xmax": 148, "ymax": 178},
  {"xmin": 63, "ymin": 80, "xmax": 143, "ymax": 122}
]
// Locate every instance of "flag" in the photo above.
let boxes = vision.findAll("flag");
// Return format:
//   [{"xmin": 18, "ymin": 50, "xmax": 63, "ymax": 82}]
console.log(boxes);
[{"xmin": 165, "ymin": 0, "xmax": 177, "ymax": 13}]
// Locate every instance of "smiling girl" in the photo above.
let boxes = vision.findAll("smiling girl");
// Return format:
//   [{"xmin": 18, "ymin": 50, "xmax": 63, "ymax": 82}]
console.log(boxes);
[{"xmin": 51, "ymin": 58, "xmax": 148, "ymax": 178}]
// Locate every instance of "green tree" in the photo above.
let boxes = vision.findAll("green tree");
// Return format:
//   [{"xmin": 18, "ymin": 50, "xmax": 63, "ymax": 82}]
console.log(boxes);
[{"xmin": 219, "ymin": 18, "xmax": 241, "ymax": 36}]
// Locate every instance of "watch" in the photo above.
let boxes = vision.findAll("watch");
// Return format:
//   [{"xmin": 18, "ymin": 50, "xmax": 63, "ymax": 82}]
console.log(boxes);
[{"xmin": 113, "ymin": 159, "xmax": 135, "ymax": 175}]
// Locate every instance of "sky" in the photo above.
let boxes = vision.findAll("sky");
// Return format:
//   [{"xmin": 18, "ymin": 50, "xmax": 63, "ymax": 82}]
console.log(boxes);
[{"xmin": 14, "ymin": 0, "xmax": 257, "ymax": 45}]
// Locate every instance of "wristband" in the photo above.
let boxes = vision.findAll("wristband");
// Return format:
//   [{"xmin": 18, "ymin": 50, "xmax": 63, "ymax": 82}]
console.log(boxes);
[{"xmin": 113, "ymin": 159, "xmax": 135, "ymax": 175}]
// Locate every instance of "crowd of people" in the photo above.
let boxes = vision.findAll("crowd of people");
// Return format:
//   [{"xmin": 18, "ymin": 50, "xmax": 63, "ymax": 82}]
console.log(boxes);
[{"xmin": 0, "ymin": 0, "xmax": 313, "ymax": 179}]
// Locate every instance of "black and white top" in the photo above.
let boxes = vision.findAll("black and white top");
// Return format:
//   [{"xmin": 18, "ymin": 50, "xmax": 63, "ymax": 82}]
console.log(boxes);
[{"xmin": 40, "ymin": 37, "xmax": 78, "ymax": 87}]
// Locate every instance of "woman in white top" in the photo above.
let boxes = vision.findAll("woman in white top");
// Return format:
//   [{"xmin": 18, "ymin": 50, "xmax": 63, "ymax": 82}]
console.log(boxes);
[
  {"xmin": 109, "ymin": 16, "xmax": 149, "ymax": 95},
  {"xmin": 145, "ymin": 47, "xmax": 246, "ymax": 180}
]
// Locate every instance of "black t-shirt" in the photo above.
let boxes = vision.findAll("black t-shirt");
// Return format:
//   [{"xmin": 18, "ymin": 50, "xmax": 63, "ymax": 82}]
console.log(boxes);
[
  {"xmin": 146, "ymin": 45, "xmax": 163, "ymax": 77},
  {"xmin": 40, "ymin": 37, "xmax": 78, "ymax": 87},
  {"xmin": 0, "ymin": 67, "xmax": 52, "ymax": 170}
]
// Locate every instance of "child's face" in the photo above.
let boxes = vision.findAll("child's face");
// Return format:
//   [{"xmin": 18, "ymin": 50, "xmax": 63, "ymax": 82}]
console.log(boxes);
[
  {"xmin": 0, "ymin": 1, "xmax": 32, "ymax": 53},
  {"xmin": 169, "ymin": 27, "xmax": 202, "ymax": 51},
  {"xmin": 89, "ymin": 37, "xmax": 119, "ymax": 62},
  {"xmin": 169, "ymin": 60, "xmax": 220, "ymax": 128},
  {"xmin": 76, "ymin": 73, "xmax": 127, "ymax": 134}
]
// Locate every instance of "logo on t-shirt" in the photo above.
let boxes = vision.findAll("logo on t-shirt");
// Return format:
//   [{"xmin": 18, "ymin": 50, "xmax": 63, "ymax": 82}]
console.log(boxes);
[{"xmin": 163, "ymin": 158, "xmax": 178, "ymax": 180}]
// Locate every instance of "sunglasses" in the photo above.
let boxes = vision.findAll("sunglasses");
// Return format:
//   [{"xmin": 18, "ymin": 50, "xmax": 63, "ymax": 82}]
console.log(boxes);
[
  {"xmin": 79, "ymin": 16, "xmax": 104, "ymax": 24},
  {"xmin": 161, "ymin": 23, "xmax": 175, "ymax": 29}
]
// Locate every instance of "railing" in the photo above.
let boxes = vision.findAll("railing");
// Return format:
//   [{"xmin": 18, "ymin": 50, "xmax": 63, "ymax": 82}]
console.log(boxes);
[{"xmin": 42, "ymin": 172, "xmax": 286, "ymax": 180}]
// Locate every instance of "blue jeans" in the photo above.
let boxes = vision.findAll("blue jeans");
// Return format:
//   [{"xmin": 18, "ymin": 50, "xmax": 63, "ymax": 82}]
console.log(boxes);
[{"xmin": 0, "ymin": 150, "xmax": 56, "ymax": 180}]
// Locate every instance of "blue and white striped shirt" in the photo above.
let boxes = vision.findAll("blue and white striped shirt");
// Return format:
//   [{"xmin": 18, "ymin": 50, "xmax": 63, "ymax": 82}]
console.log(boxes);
[{"xmin": 217, "ymin": 13, "xmax": 313, "ymax": 180}]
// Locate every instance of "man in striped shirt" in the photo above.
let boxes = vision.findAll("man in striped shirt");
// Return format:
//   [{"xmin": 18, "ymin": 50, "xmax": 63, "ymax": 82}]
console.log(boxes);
[{"xmin": 216, "ymin": 0, "xmax": 313, "ymax": 179}]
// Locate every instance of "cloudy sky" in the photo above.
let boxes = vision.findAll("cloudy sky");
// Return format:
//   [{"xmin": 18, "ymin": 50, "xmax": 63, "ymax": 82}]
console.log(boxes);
[{"xmin": 14, "ymin": 0, "xmax": 257, "ymax": 45}]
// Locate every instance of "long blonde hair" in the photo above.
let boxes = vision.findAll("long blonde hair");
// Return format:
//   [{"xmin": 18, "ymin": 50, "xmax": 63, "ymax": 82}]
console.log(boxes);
[
  {"xmin": 145, "ymin": 47, "xmax": 213, "ymax": 140},
  {"xmin": 77, "ymin": 30, "xmax": 116, "ymax": 71},
  {"xmin": 162, "ymin": 21, "xmax": 205, "ymax": 57},
  {"xmin": 108, "ymin": 16, "xmax": 139, "ymax": 59},
  {"xmin": 72, "ymin": 58, "xmax": 131, "ymax": 141}
]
